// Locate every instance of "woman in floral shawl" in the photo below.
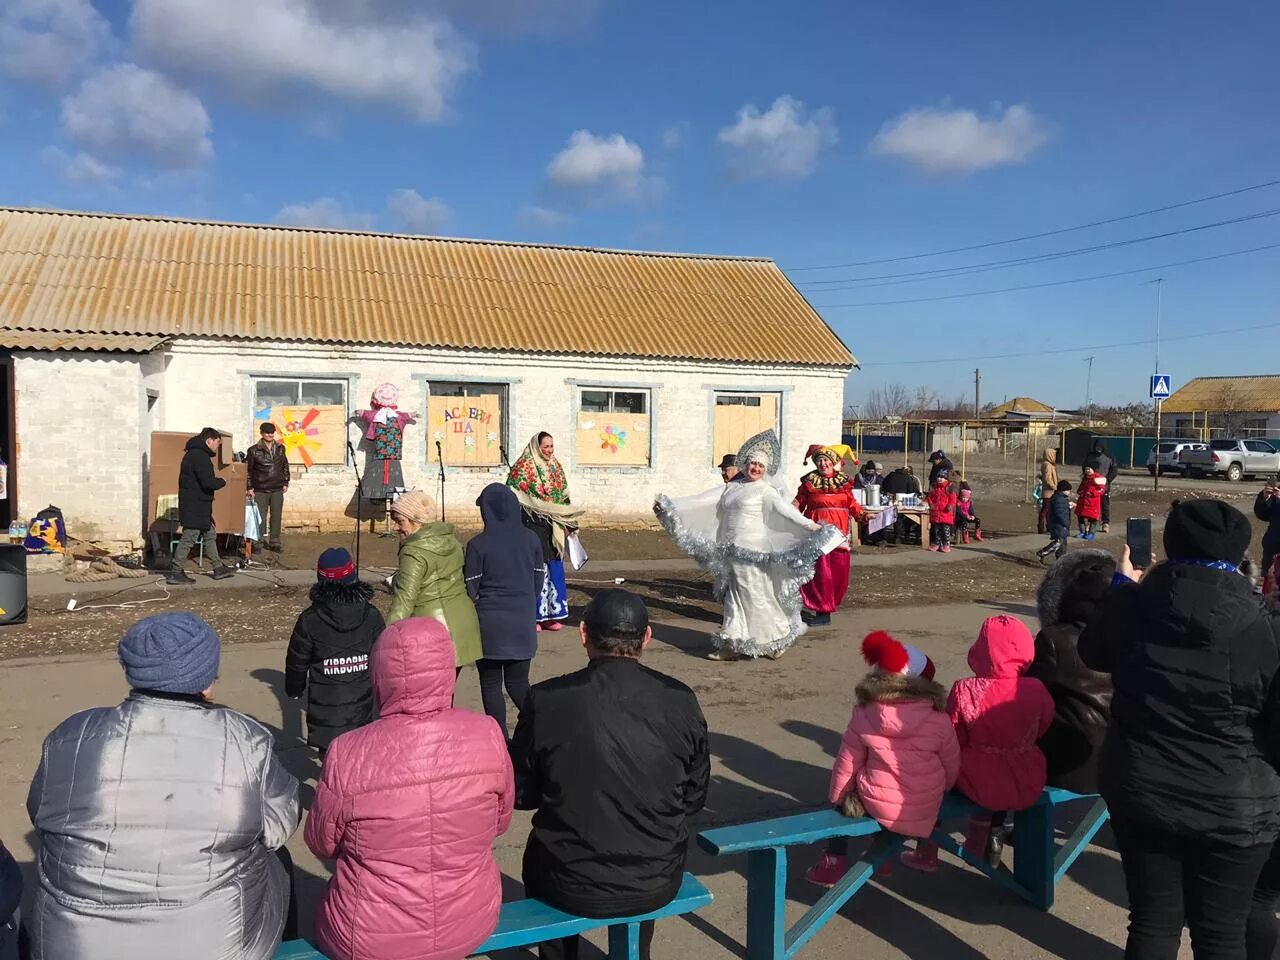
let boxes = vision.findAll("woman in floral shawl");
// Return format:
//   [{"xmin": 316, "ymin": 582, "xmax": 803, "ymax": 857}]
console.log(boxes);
[{"xmin": 506, "ymin": 433, "xmax": 582, "ymax": 630}]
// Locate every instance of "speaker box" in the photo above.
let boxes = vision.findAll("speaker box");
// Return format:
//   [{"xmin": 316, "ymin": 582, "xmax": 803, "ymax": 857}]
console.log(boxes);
[{"xmin": 0, "ymin": 544, "xmax": 28, "ymax": 624}]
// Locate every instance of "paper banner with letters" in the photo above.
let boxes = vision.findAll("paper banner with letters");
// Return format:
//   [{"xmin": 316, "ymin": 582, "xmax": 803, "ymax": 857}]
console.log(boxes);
[{"xmin": 428, "ymin": 394, "xmax": 502, "ymax": 466}]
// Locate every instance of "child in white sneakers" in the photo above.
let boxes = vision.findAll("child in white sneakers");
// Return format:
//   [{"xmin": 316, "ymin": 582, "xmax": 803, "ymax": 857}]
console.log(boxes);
[{"xmin": 805, "ymin": 631, "xmax": 960, "ymax": 886}]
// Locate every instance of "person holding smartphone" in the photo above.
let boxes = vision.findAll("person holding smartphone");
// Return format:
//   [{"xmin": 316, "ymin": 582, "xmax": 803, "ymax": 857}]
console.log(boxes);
[{"xmin": 1255, "ymin": 481, "xmax": 1280, "ymax": 581}]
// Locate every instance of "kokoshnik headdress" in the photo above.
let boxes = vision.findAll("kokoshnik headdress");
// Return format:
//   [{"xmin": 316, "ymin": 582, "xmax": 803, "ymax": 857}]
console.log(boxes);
[{"xmin": 736, "ymin": 429, "xmax": 783, "ymax": 476}]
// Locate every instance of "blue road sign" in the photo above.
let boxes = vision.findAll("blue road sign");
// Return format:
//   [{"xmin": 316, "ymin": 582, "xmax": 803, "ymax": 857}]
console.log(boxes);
[{"xmin": 1150, "ymin": 375, "xmax": 1172, "ymax": 400}]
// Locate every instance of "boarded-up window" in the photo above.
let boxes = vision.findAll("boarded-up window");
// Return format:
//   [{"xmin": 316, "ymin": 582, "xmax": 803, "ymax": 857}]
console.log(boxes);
[
  {"xmin": 252, "ymin": 378, "xmax": 348, "ymax": 466},
  {"xmin": 427, "ymin": 383, "xmax": 506, "ymax": 466},
  {"xmin": 577, "ymin": 389, "xmax": 651, "ymax": 466},
  {"xmin": 712, "ymin": 393, "xmax": 779, "ymax": 465}
]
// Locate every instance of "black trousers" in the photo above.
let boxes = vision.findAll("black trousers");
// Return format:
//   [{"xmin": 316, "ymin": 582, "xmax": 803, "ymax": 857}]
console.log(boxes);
[
  {"xmin": 1112, "ymin": 817, "xmax": 1272, "ymax": 960},
  {"xmin": 523, "ymin": 859, "xmax": 658, "ymax": 960},
  {"xmin": 476, "ymin": 658, "xmax": 532, "ymax": 733},
  {"xmin": 276, "ymin": 847, "xmax": 299, "ymax": 942},
  {"xmin": 1248, "ymin": 838, "xmax": 1280, "ymax": 960},
  {"xmin": 1101, "ymin": 493, "xmax": 1112, "ymax": 525}
]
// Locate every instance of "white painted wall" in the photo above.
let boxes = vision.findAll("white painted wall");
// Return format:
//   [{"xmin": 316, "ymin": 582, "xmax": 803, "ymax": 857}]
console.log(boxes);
[
  {"xmin": 15, "ymin": 338, "xmax": 850, "ymax": 541},
  {"xmin": 14, "ymin": 351, "xmax": 147, "ymax": 542}
]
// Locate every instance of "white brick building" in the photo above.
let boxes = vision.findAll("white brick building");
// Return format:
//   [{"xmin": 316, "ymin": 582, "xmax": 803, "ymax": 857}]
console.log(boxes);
[{"xmin": 0, "ymin": 209, "xmax": 856, "ymax": 544}]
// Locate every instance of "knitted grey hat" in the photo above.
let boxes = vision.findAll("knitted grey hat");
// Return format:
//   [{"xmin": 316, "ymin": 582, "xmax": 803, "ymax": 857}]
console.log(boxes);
[{"xmin": 118, "ymin": 612, "xmax": 221, "ymax": 694}]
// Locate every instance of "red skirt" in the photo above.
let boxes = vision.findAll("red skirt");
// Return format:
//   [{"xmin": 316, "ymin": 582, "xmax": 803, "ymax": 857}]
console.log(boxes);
[{"xmin": 802, "ymin": 549, "xmax": 851, "ymax": 614}]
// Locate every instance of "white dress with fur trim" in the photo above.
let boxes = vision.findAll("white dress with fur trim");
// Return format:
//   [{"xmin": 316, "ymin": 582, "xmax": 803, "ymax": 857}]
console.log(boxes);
[{"xmin": 657, "ymin": 478, "xmax": 831, "ymax": 657}]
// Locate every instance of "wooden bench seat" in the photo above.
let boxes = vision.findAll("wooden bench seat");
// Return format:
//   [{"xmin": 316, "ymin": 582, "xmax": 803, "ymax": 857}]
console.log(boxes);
[{"xmin": 273, "ymin": 871, "xmax": 712, "ymax": 960}]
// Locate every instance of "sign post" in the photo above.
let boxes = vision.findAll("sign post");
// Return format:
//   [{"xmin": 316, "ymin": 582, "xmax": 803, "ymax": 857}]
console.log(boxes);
[{"xmin": 1151, "ymin": 375, "xmax": 1172, "ymax": 492}]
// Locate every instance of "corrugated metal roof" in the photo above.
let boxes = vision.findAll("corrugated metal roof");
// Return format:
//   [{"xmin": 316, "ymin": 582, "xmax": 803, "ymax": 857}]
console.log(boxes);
[
  {"xmin": 1162, "ymin": 375, "xmax": 1280, "ymax": 413},
  {"xmin": 990, "ymin": 396, "xmax": 1056, "ymax": 416},
  {"xmin": 0, "ymin": 330, "xmax": 168, "ymax": 353},
  {"xmin": 0, "ymin": 207, "xmax": 855, "ymax": 367}
]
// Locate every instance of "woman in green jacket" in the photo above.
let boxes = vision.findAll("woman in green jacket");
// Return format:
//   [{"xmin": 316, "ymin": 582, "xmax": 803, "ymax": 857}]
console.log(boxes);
[{"xmin": 386, "ymin": 492, "xmax": 483, "ymax": 668}]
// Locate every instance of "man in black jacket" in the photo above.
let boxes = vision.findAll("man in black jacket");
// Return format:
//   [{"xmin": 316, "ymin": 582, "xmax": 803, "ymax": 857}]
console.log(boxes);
[
  {"xmin": 511, "ymin": 589, "xmax": 710, "ymax": 960},
  {"xmin": 247, "ymin": 422, "xmax": 291, "ymax": 553},
  {"xmin": 1255, "ymin": 481, "xmax": 1280, "ymax": 579},
  {"xmin": 1083, "ymin": 441, "xmax": 1119, "ymax": 533},
  {"xmin": 927, "ymin": 450, "xmax": 953, "ymax": 486},
  {"xmin": 169, "ymin": 428, "xmax": 234, "ymax": 584}
]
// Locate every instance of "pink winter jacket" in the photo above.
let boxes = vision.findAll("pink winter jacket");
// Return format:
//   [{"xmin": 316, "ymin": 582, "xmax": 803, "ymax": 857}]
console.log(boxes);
[
  {"xmin": 305, "ymin": 617, "xmax": 515, "ymax": 960},
  {"xmin": 828, "ymin": 671, "xmax": 961, "ymax": 838},
  {"xmin": 949, "ymin": 615, "xmax": 1055, "ymax": 812}
]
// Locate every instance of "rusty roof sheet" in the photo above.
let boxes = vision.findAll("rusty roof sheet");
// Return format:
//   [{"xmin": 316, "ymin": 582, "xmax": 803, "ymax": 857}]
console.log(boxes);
[
  {"xmin": 0, "ymin": 330, "xmax": 168, "ymax": 353},
  {"xmin": 0, "ymin": 208, "xmax": 855, "ymax": 367},
  {"xmin": 1161, "ymin": 375, "xmax": 1280, "ymax": 413}
]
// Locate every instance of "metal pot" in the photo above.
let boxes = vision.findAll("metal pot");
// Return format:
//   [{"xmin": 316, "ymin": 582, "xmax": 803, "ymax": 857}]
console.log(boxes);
[{"xmin": 865, "ymin": 484, "xmax": 881, "ymax": 507}]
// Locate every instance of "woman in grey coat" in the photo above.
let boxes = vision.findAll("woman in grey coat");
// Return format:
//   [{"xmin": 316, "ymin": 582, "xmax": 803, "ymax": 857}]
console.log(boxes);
[{"xmin": 26, "ymin": 612, "xmax": 301, "ymax": 960}]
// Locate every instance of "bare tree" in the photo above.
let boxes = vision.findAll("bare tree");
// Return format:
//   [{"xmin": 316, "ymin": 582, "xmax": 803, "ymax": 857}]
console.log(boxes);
[
  {"xmin": 1211, "ymin": 383, "xmax": 1258, "ymax": 436},
  {"xmin": 863, "ymin": 382, "xmax": 913, "ymax": 420}
]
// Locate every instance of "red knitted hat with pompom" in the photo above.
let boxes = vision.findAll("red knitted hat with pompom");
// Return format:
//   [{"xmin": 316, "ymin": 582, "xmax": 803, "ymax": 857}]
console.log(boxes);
[{"xmin": 861, "ymin": 630, "xmax": 936, "ymax": 680}]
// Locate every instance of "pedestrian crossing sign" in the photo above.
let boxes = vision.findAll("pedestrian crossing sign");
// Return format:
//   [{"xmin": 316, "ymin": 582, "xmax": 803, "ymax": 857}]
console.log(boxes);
[{"xmin": 1150, "ymin": 375, "xmax": 1171, "ymax": 400}]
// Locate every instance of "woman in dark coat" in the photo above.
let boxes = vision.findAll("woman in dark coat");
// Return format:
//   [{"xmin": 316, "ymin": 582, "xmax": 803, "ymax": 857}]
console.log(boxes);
[
  {"xmin": 1080, "ymin": 500, "xmax": 1280, "ymax": 960},
  {"xmin": 464, "ymin": 484, "xmax": 545, "ymax": 734},
  {"xmin": 1025, "ymin": 549, "xmax": 1115, "ymax": 795}
]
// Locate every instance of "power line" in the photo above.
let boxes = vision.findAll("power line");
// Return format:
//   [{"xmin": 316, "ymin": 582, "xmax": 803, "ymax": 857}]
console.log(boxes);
[
  {"xmin": 788, "ymin": 177, "xmax": 1280, "ymax": 272},
  {"xmin": 859, "ymin": 319, "xmax": 1280, "ymax": 368},
  {"xmin": 813, "ymin": 241, "xmax": 1280, "ymax": 308},
  {"xmin": 795, "ymin": 207, "xmax": 1280, "ymax": 290}
]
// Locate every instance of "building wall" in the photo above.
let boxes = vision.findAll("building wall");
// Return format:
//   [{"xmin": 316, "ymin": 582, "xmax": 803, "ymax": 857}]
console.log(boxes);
[
  {"xmin": 148, "ymin": 339, "xmax": 848, "ymax": 533},
  {"xmin": 14, "ymin": 351, "xmax": 146, "ymax": 542}
]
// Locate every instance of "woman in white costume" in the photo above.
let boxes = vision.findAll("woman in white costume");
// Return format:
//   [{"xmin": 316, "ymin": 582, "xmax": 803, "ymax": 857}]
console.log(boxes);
[{"xmin": 655, "ymin": 430, "xmax": 835, "ymax": 661}]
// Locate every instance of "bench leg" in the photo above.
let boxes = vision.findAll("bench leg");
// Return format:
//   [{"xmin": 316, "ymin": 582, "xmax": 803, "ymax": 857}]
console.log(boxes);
[
  {"xmin": 1013, "ymin": 801, "xmax": 1055, "ymax": 910},
  {"xmin": 607, "ymin": 922, "xmax": 642, "ymax": 960},
  {"xmin": 746, "ymin": 847, "xmax": 787, "ymax": 960}
]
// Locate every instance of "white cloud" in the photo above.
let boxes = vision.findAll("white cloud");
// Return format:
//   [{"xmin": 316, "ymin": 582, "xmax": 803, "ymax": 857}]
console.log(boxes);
[
  {"xmin": 131, "ymin": 0, "xmax": 474, "ymax": 122},
  {"xmin": 546, "ymin": 130, "xmax": 661, "ymax": 204},
  {"xmin": 870, "ymin": 103, "xmax": 1052, "ymax": 174},
  {"xmin": 273, "ymin": 198, "xmax": 376, "ymax": 230},
  {"xmin": 717, "ymin": 95, "xmax": 837, "ymax": 180},
  {"xmin": 326, "ymin": 0, "xmax": 600, "ymax": 34},
  {"xmin": 42, "ymin": 146, "xmax": 122, "ymax": 184},
  {"xmin": 0, "ymin": 0, "xmax": 112, "ymax": 88},
  {"xmin": 61, "ymin": 64, "xmax": 213, "ymax": 169},
  {"xmin": 517, "ymin": 205, "xmax": 569, "ymax": 231},
  {"xmin": 387, "ymin": 188, "xmax": 452, "ymax": 233}
]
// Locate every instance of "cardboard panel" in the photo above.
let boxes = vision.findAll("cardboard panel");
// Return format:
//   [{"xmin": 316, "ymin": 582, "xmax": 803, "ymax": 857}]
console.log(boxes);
[
  {"xmin": 427, "ymin": 394, "xmax": 502, "ymax": 466},
  {"xmin": 254, "ymin": 405, "xmax": 346, "ymax": 467},
  {"xmin": 147, "ymin": 431, "xmax": 246, "ymax": 535},
  {"xmin": 712, "ymin": 395, "xmax": 779, "ymax": 464},
  {"xmin": 576, "ymin": 411, "xmax": 650, "ymax": 466}
]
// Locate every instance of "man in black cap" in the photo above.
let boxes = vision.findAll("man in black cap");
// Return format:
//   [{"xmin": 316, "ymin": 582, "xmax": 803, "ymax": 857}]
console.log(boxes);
[
  {"xmin": 511, "ymin": 590, "xmax": 710, "ymax": 960},
  {"xmin": 718, "ymin": 453, "xmax": 740, "ymax": 484},
  {"xmin": 928, "ymin": 450, "xmax": 954, "ymax": 487},
  {"xmin": 247, "ymin": 421, "xmax": 291, "ymax": 553},
  {"xmin": 1079, "ymin": 500, "xmax": 1280, "ymax": 959}
]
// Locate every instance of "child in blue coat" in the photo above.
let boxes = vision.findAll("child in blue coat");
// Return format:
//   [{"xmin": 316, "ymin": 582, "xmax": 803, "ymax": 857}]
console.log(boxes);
[{"xmin": 1037, "ymin": 481, "xmax": 1073, "ymax": 563}]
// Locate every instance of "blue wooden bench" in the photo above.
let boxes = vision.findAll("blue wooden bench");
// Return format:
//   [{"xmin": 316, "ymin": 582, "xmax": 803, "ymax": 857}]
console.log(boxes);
[
  {"xmin": 697, "ymin": 787, "xmax": 1108, "ymax": 960},
  {"xmin": 272, "ymin": 871, "xmax": 712, "ymax": 960}
]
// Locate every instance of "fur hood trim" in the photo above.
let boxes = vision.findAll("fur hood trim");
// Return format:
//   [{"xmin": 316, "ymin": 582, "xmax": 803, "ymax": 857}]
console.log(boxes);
[
  {"xmin": 1036, "ymin": 548, "xmax": 1113, "ymax": 626},
  {"xmin": 310, "ymin": 579, "xmax": 375, "ymax": 607},
  {"xmin": 855, "ymin": 670, "xmax": 947, "ymax": 711}
]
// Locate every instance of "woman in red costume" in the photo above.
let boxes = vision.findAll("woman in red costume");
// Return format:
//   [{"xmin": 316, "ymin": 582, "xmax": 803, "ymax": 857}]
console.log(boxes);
[{"xmin": 794, "ymin": 445, "xmax": 864, "ymax": 626}]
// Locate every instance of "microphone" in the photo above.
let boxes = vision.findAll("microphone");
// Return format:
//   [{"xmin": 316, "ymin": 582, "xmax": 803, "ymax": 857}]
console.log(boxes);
[
  {"xmin": 435, "ymin": 440, "xmax": 443, "ymax": 458},
  {"xmin": 347, "ymin": 440, "xmax": 357, "ymax": 459}
]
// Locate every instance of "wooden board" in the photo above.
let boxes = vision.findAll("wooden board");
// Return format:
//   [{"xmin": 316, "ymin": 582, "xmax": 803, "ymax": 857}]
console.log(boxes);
[
  {"xmin": 576, "ymin": 411, "xmax": 650, "ymax": 466},
  {"xmin": 254, "ymin": 405, "xmax": 347, "ymax": 467},
  {"xmin": 712, "ymin": 395, "xmax": 779, "ymax": 465},
  {"xmin": 427, "ymin": 394, "xmax": 502, "ymax": 466}
]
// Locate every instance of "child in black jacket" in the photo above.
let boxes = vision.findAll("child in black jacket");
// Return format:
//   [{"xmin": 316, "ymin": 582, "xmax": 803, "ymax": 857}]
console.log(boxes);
[
  {"xmin": 286, "ymin": 547, "xmax": 384, "ymax": 757},
  {"xmin": 1037, "ymin": 481, "xmax": 1073, "ymax": 563}
]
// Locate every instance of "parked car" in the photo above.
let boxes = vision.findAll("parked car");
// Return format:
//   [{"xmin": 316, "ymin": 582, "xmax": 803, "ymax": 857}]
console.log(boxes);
[
  {"xmin": 1146, "ymin": 441, "xmax": 1208, "ymax": 476},
  {"xmin": 1181, "ymin": 438, "xmax": 1280, "ymax": 481}
]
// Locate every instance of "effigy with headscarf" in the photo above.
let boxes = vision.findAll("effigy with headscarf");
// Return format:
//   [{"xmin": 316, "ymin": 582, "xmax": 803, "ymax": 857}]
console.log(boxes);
[
  {"xmin": 654, "ymin": 430, "xmax": 836, "ymax": 660},
  {"xmin": 358, "ymin": 382, "xmax": 417, "ymax": 499}
]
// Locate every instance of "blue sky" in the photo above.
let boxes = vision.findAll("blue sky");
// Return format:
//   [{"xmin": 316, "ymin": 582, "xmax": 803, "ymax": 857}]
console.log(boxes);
[{"xmin": 1, "ymin": 0, "xmax": 1277, "ymax": 411}]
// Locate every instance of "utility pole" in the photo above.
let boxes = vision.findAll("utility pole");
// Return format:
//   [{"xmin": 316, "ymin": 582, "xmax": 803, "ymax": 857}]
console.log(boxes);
[
  {"xmin": 1083, "ymin": 356, "xmax": 1095, "ymax": 422},
  {"xmin": 974, "ymin": 368, "xmax": 981, "ymax": 419},
  {"xmin": 1152, "ymin": 278, "xmax": 1164, "ymax": 493}
]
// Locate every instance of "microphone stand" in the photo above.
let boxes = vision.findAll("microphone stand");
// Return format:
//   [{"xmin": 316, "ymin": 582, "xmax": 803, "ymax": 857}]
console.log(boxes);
[
  {"xmin": 436, "ymin": 440, "xmax": 446, "ymax": 522},
  {"xmin": 347, "ymin": 440, "xmax": 364, "ymax": 573}
]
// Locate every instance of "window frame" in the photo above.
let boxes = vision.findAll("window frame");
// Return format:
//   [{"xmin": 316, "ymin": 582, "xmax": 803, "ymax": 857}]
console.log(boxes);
[
  {"xmin": 247, "ymin": 373, "xmax": 352, "ymax": 466},
  {"xmin": 424, "ymin": 379, "xmax": 512, "ymax": 468},
  {"xmin": 572, "ymin": 384, "xmax": 655, "ymax": 470}
]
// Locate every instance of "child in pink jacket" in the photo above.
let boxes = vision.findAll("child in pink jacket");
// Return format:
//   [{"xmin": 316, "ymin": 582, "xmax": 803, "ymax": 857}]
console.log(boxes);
[
  {"xmin": 901, "ymin": 614, "xmax": 1055, "ymax": 872},
  {"xmin": 805, "ymin": 631, "xmax": 960, "ymax": 887}
]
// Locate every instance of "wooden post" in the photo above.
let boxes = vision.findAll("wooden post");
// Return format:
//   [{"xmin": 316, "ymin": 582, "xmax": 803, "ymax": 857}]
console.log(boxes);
[
  {"xmin": 1130, "ymin": 429, "xmax": 1136, "ymax": 470},
  {"xmin": 1026, "ymin": 429, "xmax": 1033, "ymax": 503},
  {"xmin": 961, "ymin": 422, "xmax": 968, "ymax": 479},
  {"xmin": 903, "ymin": 420, "xmax": 909, "ymax": 468},
  {"xmin": 745, "ymin": 848, "xmax": 787, "ymax": 960}
]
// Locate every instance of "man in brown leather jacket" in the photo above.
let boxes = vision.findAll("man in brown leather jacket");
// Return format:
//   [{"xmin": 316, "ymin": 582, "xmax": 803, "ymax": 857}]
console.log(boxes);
[{"xmin": 247, "ymin": 422, "xmax": 291, "ymax": 552}]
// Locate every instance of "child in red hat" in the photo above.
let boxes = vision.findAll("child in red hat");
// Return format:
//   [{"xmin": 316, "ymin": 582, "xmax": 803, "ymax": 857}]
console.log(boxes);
[{"xmin": 805, "ymin": 631, "xmax": 960, "ymax": 887}]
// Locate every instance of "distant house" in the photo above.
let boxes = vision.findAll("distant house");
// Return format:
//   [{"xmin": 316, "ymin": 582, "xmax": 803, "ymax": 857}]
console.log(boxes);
[
  {"xmin": 1162, "ymin": 376, "xmax": 1280, "ymax": 438},
  {"xmin": 986, "ymin": 397, "xmax": 1071, "ymax": 434}
]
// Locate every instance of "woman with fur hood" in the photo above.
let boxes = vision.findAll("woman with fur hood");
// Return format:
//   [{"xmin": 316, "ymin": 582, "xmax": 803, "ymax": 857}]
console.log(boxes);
[
  {"xmin": 1025, "ymin": 549, "xmax": 1115, "ymax": 795},
  {"xmin": 805, "ymin": 631, "xmax": 959, "ymax": 887}
]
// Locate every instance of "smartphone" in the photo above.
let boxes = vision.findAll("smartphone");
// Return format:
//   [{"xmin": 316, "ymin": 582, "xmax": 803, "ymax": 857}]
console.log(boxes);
[{"xmin": 1127, "ymin": 517, "xmax": 1153, "ymax": 569}]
